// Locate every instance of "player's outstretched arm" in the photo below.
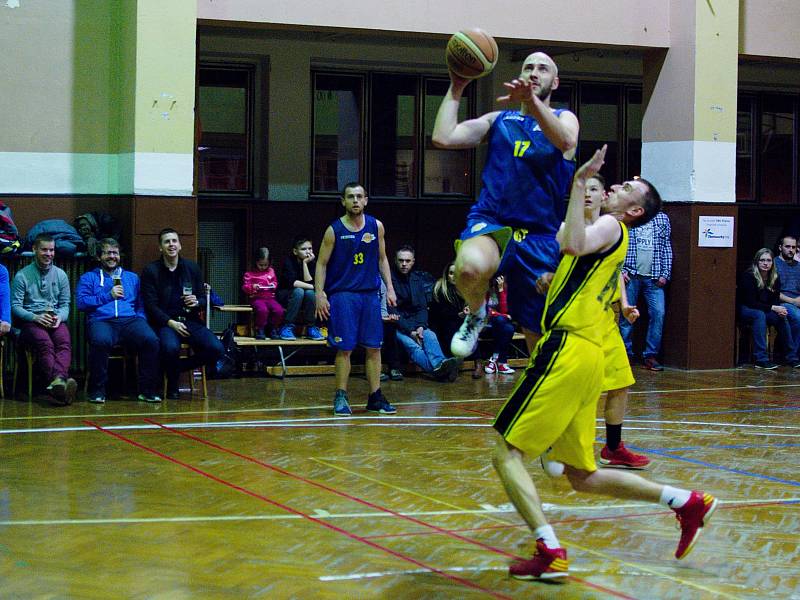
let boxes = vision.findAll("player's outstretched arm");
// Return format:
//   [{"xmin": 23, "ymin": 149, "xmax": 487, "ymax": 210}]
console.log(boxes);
[
  {"xmin": 497, "ymin": 79, "xmax": 578, "ymax": 156},
  {"xmin": 432, "ymin": 71, "xmax": 498, "ymax": 149},
  {"xmin": 559, "ymin": 146, "xmax": 619, "ymax": 257}
]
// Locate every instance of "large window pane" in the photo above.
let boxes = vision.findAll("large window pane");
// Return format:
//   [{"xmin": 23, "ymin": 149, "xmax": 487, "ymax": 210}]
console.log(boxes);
[
  {"xmin": 551, "ymin": 84, "xmax": 575, "ymax": 112},
  {"xmin": 198, "ymin": 66, "xmax": 252, "ymax": 193},
  {"xmin": 369, "ymin": 74, "xmax": 417, "ymax": 197},
  {"xmin": 578, "ymin": 84, "xmax": 620, "ymax": 182},
  {"xmin": 760, "ymin": 95, "xmax": 795, "ymax": 204},
  {"xmin": 736, "ymin": 95, "xmax": 754, "ymax": 201},
  {"xmin": 422, "ymin": 79, "xmax": 472, "ymax": 195},
  {"xmin": 625, "ymin": 88, "xmax": 642, "ymax": 180},
  {"xmin": 312, "ymin": 73, "xmax": 363, "ymax": 194}
]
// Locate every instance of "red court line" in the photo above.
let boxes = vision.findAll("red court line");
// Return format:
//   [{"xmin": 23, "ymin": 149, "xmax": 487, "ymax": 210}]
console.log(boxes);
[
  {"xmin": 145, "ymin": 418, "xmax": 639, "ymax": 600},
  {"xmin": 453, "ymin": 405, "xmax": 496, "ymax": 418},
  {"xmin": 84, "ymin": 420, "xmax": 511, "ymax": 599}
]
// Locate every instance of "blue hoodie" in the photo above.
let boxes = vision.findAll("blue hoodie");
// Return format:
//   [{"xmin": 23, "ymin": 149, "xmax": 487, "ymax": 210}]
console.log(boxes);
[{"xmin": 76, "ymin": 268, "xmax": 145, "ymax": 322}]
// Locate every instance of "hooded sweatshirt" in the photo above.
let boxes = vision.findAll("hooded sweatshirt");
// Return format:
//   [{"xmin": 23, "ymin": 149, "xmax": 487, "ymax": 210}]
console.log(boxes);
[{"xmin": 76, "ymin": 267, "xmax": 145, "ymax": 322}]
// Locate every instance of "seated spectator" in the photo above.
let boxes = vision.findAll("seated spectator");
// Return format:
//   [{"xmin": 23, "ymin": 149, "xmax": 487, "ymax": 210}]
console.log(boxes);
[
  {"xmin": 737, "ymin": 247, "xmax": 799, "ymax": 370},
  {"xmin": 243, "ymin": 247, "xmax": 288, "ymax": 340},
  {"xmin": 483, "ymin": 275, "xmax": 516, "ymax": 375},
  {"xmin": 775, "ymin": 235, "xmax": 800, "ymax": 362},
  {"xmin": 76, "ymin": 239, "xmax": 161, "ymax": 403},
  {"xmin": 379, "ymin": 279, "xmax": 403, "ymax": 381},
  {"xmin": 391, "ymin": 246, "xmax": 459, "ymax": 381},
  {"xmin": 10, "ymin": 234, "xmax": 77, "ymax": 404},
  {"xmin": 140, "ymin": 228, "xmax": 224, "ymax": 399},
  {"xmin": 430, "ymin": 262, "xmax": 483, "ymax": 378},
  {"xmin": 430, "ymin": 262, "xmax": 466, "ymax": 353},
  {"xmin": 279, "ymin": 236, "xmax": 324, "ymax": 341},
  {"xmin": 0, "ymin": 261, "xmax": 11, "ymax": 347}
]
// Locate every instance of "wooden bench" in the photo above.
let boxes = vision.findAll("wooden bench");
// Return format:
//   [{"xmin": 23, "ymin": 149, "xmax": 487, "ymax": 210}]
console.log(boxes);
[
  {"xmin": 233, "ymin": 331, "xmax": 530, "ymax": 378},
  {"xmin": 234, "ymin": 337, "xmax": 330, "ymax": 378}
]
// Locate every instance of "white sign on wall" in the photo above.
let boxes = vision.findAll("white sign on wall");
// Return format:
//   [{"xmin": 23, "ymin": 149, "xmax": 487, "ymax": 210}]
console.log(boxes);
[{"xmin": 698, "ymin": 216, "xmax": 734, "ymax": 248}]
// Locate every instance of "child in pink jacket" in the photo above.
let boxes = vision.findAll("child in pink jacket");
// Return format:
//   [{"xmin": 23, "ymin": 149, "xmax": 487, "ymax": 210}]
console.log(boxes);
[{"xmin": 242, "ymin": 247, "xmax": 289, "ymax": 340}]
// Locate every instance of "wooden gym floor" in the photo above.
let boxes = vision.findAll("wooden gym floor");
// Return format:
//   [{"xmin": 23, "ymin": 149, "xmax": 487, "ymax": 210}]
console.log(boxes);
[{"xmin": 0, "ymin": 364, "xmax": 798, "ymax": 599}]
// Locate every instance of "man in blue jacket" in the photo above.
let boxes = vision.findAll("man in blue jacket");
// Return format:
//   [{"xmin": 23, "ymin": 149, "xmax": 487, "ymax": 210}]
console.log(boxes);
[{"xmin": 76, "ymin": 238, "xmax": 160, "ymax": 403}]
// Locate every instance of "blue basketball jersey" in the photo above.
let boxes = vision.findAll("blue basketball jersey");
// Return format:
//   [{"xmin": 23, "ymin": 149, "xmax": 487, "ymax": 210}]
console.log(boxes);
[
  {"xmin": 325, "ymin": 215, "xmax": 381, "ymax": 294},
  {"xmin": 469, "ymin": 109, "xmax": 576, "ymax": 235}
]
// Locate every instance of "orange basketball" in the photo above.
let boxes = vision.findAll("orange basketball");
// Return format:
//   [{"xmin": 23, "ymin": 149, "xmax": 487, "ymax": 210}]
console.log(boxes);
[{"xmin": 445, "ymin": 28, "xmax": 499, "ymax": 79}]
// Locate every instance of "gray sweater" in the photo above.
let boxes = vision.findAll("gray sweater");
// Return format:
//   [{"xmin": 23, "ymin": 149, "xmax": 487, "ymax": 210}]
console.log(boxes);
[{"xmin": 11, "ymin": 262, "xmax": 70, "ymax": 323}]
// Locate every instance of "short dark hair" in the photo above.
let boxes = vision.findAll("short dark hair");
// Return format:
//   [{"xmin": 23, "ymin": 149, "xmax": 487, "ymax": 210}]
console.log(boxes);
[
  {"xmin": 255, "ymin": 247, "xmax": 270, "ymax": 263},
  {"xmin": 33, "ymin": 233, "xmax": 54, "ymax": 248},
  {"xmin": 158, "ymin": 228, "xmax": 179, "ymax": 243},
  {"xmin": 396, "ymin": 244, "xmax": 415, "ymax": 257},
  {"xmin": 292, "ymin": 235, "xmax": 312, "ymax": 250},
  {"xmin": 589, "ymin": 173, "xmax": 606, "ymax": 189},
  {"xmin": 778, "ymin": 235, "xmax": 797, "ymax": 247},
  {"xmin": 341, "ymin": 181, "xmax": 365, "ymax": 198},
  {"xmin": 629, "ymin": 178, "xmax": 662, "ymax": 227},
  {"xmin": 99, "ymin": 238, "xmax": 121, "ymax": 252}
]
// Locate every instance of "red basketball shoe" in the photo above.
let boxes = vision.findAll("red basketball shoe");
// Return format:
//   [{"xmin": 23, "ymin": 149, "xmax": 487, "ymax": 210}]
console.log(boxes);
[
  {"xmin": 674, "ymin": 491, "xmax": 718, "ymax": 559},
  {"xmin": 599, "ymin": 442, "xmax": 651, "ymax": 468},
  {"xmin": 509, "ymin": 539, "xmax": 569, "ymax": 581}
]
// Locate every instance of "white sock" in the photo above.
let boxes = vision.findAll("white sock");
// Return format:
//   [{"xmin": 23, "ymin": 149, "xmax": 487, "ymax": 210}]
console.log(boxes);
[
  {"xmin": 660, "ymin": 485, "xmax": 691, "ymax": 509},
  {"xmin": 534, "ymin": 525, "xmax": 560, "ymax": 548}
]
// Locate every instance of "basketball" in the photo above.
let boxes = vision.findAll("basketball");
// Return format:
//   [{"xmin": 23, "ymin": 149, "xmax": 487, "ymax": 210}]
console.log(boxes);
[{"xmin": 445, "ymin": 28, "xmax": 498, "ymax": 79}]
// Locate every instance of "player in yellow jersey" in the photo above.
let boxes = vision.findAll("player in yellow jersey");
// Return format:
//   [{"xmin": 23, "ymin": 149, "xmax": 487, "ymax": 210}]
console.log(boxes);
[
  {"xmin": 492, "ymin": 146, "xmax": 718, "ymax": 582},
  {"xmin": 537, "ymin": 174, "xmax": 650, "ymax": 469}
]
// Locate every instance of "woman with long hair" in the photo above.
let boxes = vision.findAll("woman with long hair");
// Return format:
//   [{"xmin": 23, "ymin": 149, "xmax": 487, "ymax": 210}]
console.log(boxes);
[
  {"xmin": 430, "ymin": 262, "xmax": 467, "ymax": 354},
  {"xmin": 737, "ymin": 247, "xmax": 799, "ymax": 369}
]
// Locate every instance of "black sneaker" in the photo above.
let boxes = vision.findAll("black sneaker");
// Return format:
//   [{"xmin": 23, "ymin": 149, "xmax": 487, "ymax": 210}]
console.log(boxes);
[
  {"xmin": 433, "ymin": 357, "xmax": 459, "ymax": 381},
  {"xmin": 366, "ymin": 389, "xmax": 396, "ymax": 414},
  {"xmin": 138, "ymin": 393, "xmax": 163, "ymax": 403},
  {"xmin": 754, "ymin": 361, "xmax": 778, "ymax": 370}
]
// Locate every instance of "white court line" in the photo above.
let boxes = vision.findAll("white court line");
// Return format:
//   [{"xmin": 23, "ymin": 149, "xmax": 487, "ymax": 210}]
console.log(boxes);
[
  {"xmin": 622, "ymin": 419, "xmax": 800, "ymax": 431},
  {"xmin": 3, "ymin": 420, "xmax": 799, "ymax": 437},
  {"xmin": 628, "ymin": 383, "xmax": 800, "ymax": 395},
  {"xmin": 320, "ymin": 565, "xmax": 510, "ymax": 581},
  {"xmin": 3, "ymin": 497, "xmax": 796, "ymax": 528},
  {"xmin": 2, "ymin": 381, "xmax": 799, "ymax": 423}
]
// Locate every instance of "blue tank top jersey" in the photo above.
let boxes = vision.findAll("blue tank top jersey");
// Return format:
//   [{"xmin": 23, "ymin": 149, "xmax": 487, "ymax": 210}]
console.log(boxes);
[
  {"xmin": 470, "ymin": 109, "xmax": 576, "ymax": 235},
  {"xmin": 325, "ymin": 215, "xmax": 381, "ymax": 294}
]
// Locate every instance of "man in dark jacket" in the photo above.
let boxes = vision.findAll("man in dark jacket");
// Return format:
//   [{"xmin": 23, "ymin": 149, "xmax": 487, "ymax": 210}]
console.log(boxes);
[
  {"xmin": 140, "ymin": 228, "xmax": 223, "ymax": 399},
  {"xmin": 76, "ymin": 238, "xmax": 160, "ymax": 403},
  {"xmin": 391, "ymin": 245, "xmax": 459, "ymax": 381}
]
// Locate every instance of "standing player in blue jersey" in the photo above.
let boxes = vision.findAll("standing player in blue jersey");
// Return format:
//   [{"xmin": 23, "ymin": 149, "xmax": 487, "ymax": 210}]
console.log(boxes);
[
  {"xmin": 432, "ymin": 52, "xmax": 579, "ymax": 356},
  {"xmin": 316, "ymin": 182, "xmax": 398, "ymax": 416}
]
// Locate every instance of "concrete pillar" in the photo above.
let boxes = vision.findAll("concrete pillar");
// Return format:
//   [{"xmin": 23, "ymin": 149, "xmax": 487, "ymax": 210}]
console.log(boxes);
[{"xmin": 640, "ymin": 0, "xmax": 739, "ymax": 369}]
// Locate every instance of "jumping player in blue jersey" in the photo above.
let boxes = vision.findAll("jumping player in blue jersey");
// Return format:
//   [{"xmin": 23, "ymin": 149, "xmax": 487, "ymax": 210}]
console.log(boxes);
[
  {"xmin": 316, "ymin": 182, "xmax": 398, "ymax": 416},
  {"xmin": 432, "ymin": 52, "xmax": 579, "ymax": 356}
]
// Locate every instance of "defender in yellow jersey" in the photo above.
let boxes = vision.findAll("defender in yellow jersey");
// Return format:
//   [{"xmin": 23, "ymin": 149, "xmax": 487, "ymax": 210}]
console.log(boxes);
[
  {"xmin": 535, "ymin": 175, "xmax": 648, "ymax": 470},
  {"xmin": 491, "ymin": 147, "xmax": 718, "ymax": 582}
]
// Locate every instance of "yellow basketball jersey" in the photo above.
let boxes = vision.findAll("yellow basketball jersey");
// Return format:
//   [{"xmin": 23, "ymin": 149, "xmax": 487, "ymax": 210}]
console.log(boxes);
[{"xmin": 541, "ymin": 221, "xmax": 629, "ymax": 346}]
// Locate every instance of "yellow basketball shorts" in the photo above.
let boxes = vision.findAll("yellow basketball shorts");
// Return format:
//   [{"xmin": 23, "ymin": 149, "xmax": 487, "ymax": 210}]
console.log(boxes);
[
  {"xmin": 493, "ymin": 329, "xmax": 604, "ymax": 472},
  {"xmin": 602, "ymin": 319, "xmax": 635, "ymax": 392}
]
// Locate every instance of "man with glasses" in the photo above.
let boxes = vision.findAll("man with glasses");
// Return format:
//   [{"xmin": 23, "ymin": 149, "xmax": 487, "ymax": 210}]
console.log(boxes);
[{"xmin": 76, "ymin": 238, "xmax": 161, "ymax": 403}]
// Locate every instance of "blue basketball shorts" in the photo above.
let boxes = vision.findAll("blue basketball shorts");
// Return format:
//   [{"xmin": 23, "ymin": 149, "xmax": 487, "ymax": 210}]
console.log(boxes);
[
  {"xmin": 457, "ymin": 218, "xmax": 560, "ymax": 333},
  {"xmin": 328, "ymin": 290, "xmax": 383, "ymax": 351}
]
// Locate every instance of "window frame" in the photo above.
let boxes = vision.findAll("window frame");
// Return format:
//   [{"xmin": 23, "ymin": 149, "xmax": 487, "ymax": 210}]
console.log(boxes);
[
  {"xmin": 310, "ymin": 69, "xmax": 475, "ymax": 201},
  {"xmin": 196, "ymin": 61, "xmax": 257, "ymax": 197}
]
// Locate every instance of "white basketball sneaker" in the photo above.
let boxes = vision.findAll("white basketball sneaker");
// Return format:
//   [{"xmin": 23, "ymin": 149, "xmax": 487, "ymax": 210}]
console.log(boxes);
[
  {"xmin": 451, "ymin": 310, "xmax": 488, "ymax": 357},
  {"xmin": 539, "ymin": 448, "xmax": 565, "ymax": 478}
]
